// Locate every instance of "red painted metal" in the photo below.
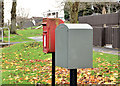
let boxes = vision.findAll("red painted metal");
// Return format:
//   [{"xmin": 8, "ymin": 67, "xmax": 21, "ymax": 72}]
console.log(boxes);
[{"xmin": 42, "ymin": 18, "xmax": 64, "ymax": 53}]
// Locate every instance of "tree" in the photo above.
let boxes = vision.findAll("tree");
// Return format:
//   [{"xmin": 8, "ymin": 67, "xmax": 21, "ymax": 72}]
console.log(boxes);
[
  {"xmin": 93, "ymin": 2, "xmax": 120, "ymax": 14},
  {"xmin": 63, "ymin": 1, "xmax": 120, "ymax": 23},
  {"xmin": 64, "ymin": 1, "xmax": 80, "ymax": 23},
  {"xmin": 70, "ymin": 2, "xmax": 80, "ymax": 23},
  {"xmin": 64, "ymin": 10, "xmax": 69, "ymax": 20},
  {"xmin": 16, "ymin": 8, "xmax": 30, "ymax": 29},
  {"xmin": 64, "ymin": 2, "xmax": 94, "ymax": 22},
  {"xmin": 78, "ymin": 3, "xmax": 93, "ymax": 16},
  {"xmin": 1, "ymin": 0, "xmax": 4, "ymax": 27},
  {"xmin": 110, "ymin": 3, "xmax": 120, "ymax": 13},
  {"xmin": 56, "ymin": 0, "xmax": 80, "ymax": 23},
  {"xmin": 0, "ymin": 0, "xmax": 4, "ymax": 38},
  {"xmin": 17, "ymin": 8, "xmax": 29, "ymax": 18},
  {"xmin": 0, "ymin": 0, "xmax": 4, "ymax": 27},
  {"xmin": 64, "ymin": 2, "xmax": 70, "ymax": 21},
  {"xmin": 11, "ymin": 0, "xmax": 17, "ymax": 34}
]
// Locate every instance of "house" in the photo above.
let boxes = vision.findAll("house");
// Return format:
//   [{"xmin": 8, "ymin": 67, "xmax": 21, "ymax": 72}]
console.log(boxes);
[
  {"xmin": 32, "ymin": 17, "xmax": 43, "ymax": 26},
  {"xmin": 16, "ymin": 17, "xmax": 34, "ymax": 29},
  {"xmin": 43, "ymin": 10, "xmax": 65, "ymax": 21}
]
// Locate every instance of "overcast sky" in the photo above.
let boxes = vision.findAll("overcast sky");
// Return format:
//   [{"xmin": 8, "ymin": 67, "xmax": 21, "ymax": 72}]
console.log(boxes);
[
  {"xmin": 4, "ymin": 0, "xmax": 64, "ymax": 22},
  {"xmin": 4, "ymin": 0, "xmax": 119, "ymax": 23}
]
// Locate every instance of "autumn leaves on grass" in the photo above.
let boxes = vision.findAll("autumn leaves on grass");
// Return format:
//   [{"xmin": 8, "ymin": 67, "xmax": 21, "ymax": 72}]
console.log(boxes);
[{"xmin": 2, "ymin": 42, "xmax": 118, "ymax": 84}]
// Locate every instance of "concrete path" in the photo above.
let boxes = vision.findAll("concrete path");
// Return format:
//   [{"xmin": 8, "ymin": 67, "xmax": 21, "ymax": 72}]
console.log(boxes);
[
  {"xmin": 10, "ymin": 41, "xmax": 33, "ymax": 44},
  {"xmin": 28, "ymin": 36, "xmax": 119, "ymax": 55},
  {"xmin": 93, "ymin": 46, "xmax": 119, "ymax": 55},
  {"xmin": 0, "ymin": 36, "xmax": 43, "ymax": 46},
  {"xmin": 28, "ymin": 36, "xmax": 43, "ymax": 42},
  {"xmin": 1, "ymin": 36, "xmax": 119, "ymax": 55},
  {"xmin": 10, "ymin": 36, "xmax": 43, "ymax": 44},
  {"xmin": 0, "ymin": 41, "xmax": 38, "ymax": 47}
]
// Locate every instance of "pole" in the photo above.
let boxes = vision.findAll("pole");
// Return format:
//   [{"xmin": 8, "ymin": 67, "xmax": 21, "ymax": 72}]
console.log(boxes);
[
  {"xmin": 70, "ymin": 69, "xmax": 77, "ymax": 86},
  {"xmin": 2, "ymin": 29, "xmax": 3, "ymax": 42},
  {"xmin": 8, "ymin": 28, "xmax": 10, "ymax": 44},
  {"xmin": 52, "ymin": 52, "xmax": 55, "ymax": 86}
]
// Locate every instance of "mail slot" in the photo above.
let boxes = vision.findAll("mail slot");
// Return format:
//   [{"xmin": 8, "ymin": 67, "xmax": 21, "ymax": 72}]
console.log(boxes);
[
  {"xmin": 55, "ymin": 24, "xmax": 93, "ymax": 69},
  {"xmin": 42, "ymin": 18, "xmax": 64, "ymax": 53}
]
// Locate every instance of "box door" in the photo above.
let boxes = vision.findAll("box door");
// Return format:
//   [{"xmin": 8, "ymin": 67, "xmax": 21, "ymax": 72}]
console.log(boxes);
[{"xmin": 43, "ymin": 31, "xmax": 49, "ymax": 53}]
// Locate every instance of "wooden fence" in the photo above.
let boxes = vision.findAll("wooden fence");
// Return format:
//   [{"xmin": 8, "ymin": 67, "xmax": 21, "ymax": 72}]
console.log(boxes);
[
  {"xmin": 93, "ymin": 26, "xmax": 120, "ymax": 49},
  {"xmin": 79, "ymin": 12, "xmax": 120, "ymax": 49}
]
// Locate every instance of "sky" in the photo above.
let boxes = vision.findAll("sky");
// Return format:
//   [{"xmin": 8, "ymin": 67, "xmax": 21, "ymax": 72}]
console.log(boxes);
[
  {"xmin": 4, "ymin": 0, "xmax": 119, "ymax": 23},
  {"xmin": 4, "ymin": 0, "xmax": 64, "ymax": 23}
]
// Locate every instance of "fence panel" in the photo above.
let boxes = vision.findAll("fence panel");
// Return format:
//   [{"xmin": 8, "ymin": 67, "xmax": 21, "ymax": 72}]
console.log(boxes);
[
  {"xmin": 79, "ymin": 12, "xmax": 120, "ymax": 49},
  {"xmin": 93, "ymin": 27, "xmax": 105, "ymax": 47},
  {"xmin": 112, "ymin": 27, "xmax": 120, "ymax": 49},
  {"xmin": 105, "ymin": 27, "xmax": 113, "ymax": 44},
  {"xmin": 79, "ymin": 13, "xmax": 119, "ymax": 26}
]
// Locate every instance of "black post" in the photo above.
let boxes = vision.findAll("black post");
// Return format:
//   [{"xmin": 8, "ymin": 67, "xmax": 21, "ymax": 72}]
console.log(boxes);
[
  {"xmin": 52, "ymin": 52, "xmax": 55, "ymax": 86},
  {"xmin": 70, "ymin": 69, "xmax": 77, "ymax": 86}
]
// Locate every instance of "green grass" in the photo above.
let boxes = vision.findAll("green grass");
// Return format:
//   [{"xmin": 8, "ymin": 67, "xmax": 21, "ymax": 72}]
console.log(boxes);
[
  {"xmin": 2, "ymin": 41, "xmax": 119, "ymax": 84},
  {"xmin": 93, "ymin": 51, "xmax": 118, "ymax": 78},
  {"xmin": 93, "ymin": 51, "xmax": 118, "ymax": 68},
  {"xmin": 2, "ymin": 42, "xmax": 51, "ymax": 84},
  {"xmin": 3, "ymin": 27, "xmax": 43, "ymax": 42},
  {"xmin": 1, "ymin": 27, "xmax": 119, "ymax": 84}
]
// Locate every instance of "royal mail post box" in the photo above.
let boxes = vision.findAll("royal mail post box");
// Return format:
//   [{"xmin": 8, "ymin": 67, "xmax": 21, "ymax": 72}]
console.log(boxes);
[
  {"xmin": 42, "ymin": 18, "xmax": 64, "ymax": 53},
  {"xmin": 55, "ymin": 24, "xmax": 93, "ymax": 69}
]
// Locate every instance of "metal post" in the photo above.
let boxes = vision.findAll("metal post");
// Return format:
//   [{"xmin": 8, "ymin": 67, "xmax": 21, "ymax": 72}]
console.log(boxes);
[
  {"xmin": 52, "ymin": 52, "xmax": 55, "ymax": 86},
  {"xmin": 8, "ymin": 28, "xmax": 10, "ymax": 44},
  {"xmin": 70, "ymin": 69, "xmax": 77, "ymax": 86},
  {"xmin": 1, "ymin": 28, "xmax": 3, "ymax": 42}
]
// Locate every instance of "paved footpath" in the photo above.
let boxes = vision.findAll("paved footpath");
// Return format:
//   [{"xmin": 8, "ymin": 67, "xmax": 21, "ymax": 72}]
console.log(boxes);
[
  {"xmin": 0, "ymin": 36, "xmax": 43, "ymax": 45},
  {"xmin": 28, "ymin": 36, "xmax": 43, "ymax": 42},
  {"xmin": 28, "ymin": 36, "xmax": 119, "ymax": 55},
  {"xmin": 93, "ymin": 46, "xmax": 119, "ymax": 55},
  {"xmin": 2, "ymin": 36, "xmax": 119, "ymax": 55},
  {"xmin": 10, "ymin": 41, "xmax": 34, "ymax": 44}
]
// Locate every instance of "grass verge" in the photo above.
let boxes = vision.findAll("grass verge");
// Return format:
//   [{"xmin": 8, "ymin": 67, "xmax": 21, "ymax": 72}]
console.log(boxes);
[
  {"xmin": 3, "ymin": 27, "xmax": 43, "ymax": 42},
  {"xmin": 2, "ymin": 42, "xmax": 119, "ymax": 84},
  {"xmin": 2, "ymin": 42, "xmax": 51, "ymax": 84}
]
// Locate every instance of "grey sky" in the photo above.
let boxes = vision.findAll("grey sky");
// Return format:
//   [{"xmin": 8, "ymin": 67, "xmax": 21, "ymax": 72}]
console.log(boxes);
[
  {"xmin": 4, "ymin": 0, "xmax": 119, "ymax": 23},
  {"xmin": 4, "ymin": 0, "xmax": 63, "ymax": 22}
]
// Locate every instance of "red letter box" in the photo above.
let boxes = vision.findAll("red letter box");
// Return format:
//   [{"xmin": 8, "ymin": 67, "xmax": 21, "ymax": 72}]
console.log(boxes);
[{"xmin": 42, "ymin": 18, "xmax": 64, "ymax": 53}]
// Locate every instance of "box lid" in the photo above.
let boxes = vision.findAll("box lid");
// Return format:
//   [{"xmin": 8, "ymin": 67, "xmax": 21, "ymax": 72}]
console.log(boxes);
[{"xmin": 58, "ymin": 23, "xmax": 93, "ymax": 30}]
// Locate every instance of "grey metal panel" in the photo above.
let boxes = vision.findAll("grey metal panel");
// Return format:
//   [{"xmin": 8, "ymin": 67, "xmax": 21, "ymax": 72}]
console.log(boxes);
[
  {"xmin": 55, "ymin": 24, "xmax": 93, "ymax": 69},
  {"xmin": 68, "ymin": 30, "xmax": 93, "ymax": 69},
  {"xmin": 55, "ymin": 24, "xmax": 68, "ymax": 68}
]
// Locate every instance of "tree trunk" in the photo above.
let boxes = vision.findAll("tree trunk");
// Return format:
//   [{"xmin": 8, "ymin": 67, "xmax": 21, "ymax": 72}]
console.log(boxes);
[
  {"xmin": 70, "ymin": 2, "xmax": 79, "ymax": 23},
  {"xmin": 0, "ymin": 0, "xmax": 4, "ymax": 27},
  {"xmin": 11, "ymin": 0, "xmax": 17, "ymax": 34},
  {"xmin": 102, "ymin": 6, "xmax": 107, "ymax": 27},
  {"xmin": 102, "ymin": 6, "xmax": 106, "ymax": 14},
  {"xmin": 0, "ymin": 2, "xmax": 2, "ymax": 28},
  {"xmin": 0, "ymin": 0, "xmax": 4, "ymax": 41},
  {"xmin": 1, "ymin": 1, "xmax": 4, "ymax": 27}
]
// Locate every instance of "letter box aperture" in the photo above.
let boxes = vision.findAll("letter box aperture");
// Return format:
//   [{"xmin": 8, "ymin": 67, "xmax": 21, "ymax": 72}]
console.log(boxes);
[
  {"xmin": 55, "ymin": 24, "xmax": 93, "ymax": 69},
  {"xmin": 42, "ymin": 18, "xmax": 64, "ymax": 53}
]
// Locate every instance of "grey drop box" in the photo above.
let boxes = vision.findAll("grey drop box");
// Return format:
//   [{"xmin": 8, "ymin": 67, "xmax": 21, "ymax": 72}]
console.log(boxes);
[{"xmin": 55, "ymin": 24, "xmax": 93, "ymax": 69}]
